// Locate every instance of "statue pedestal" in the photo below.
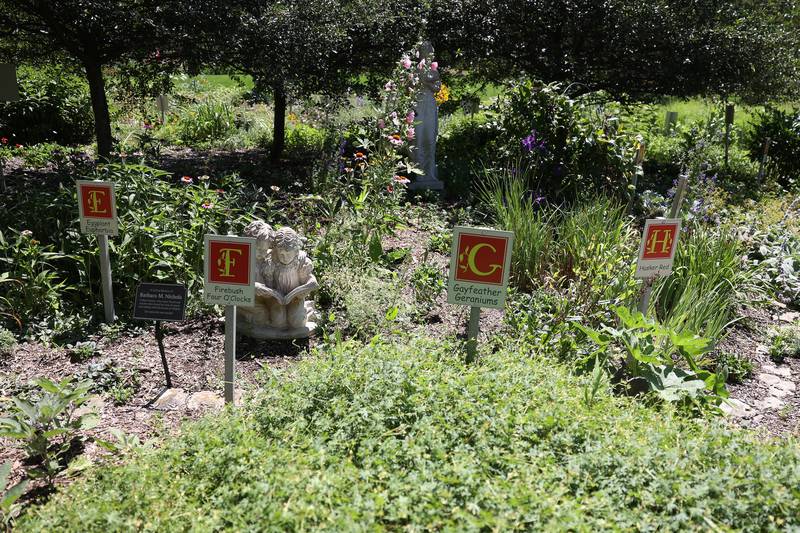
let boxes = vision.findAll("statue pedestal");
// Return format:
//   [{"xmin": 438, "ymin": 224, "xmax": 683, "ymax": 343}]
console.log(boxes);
[
  {"xmin": 409, "ymin": 178, "xmax": 444, "ymax": 191},
  {"xmin": 237, "ymin": 301, "xmax": 317, "ymax": 340}
]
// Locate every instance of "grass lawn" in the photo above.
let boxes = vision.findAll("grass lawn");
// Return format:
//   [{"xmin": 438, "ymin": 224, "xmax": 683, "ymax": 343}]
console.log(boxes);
[{"xmin": 18, "ymin": 338, "xmax": 800, "ymax": 531}]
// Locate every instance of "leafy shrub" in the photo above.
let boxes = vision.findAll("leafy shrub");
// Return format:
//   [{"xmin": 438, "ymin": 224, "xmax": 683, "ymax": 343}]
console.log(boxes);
[
  {"xmin": 486, "ymin": 80, "xmax": 639, "ymax": 201},
  {"xmin": 17, "ymin": 339, "xmax": 800, "ymax": 531},
  {"xmin": 437, "ymin": 115, "xmax": 499, "ymax": 196},
  {"xmin": 0, "ymin": 378, "xmax": 98, "ymax": 481},
  {"xmin": 409, "ymin": 259, "xmax": 445, "ymax": 314},
  {"xmin": 0, "ymin": 164, "xmax": 257, "ymax": 336},
  {"xmin": 713, "ymin": 352, "xmax": 754, "ymax": 384},
  {"xmin": 0, "ymin": 327, "xmax": 16, "ymax": 357},
  {"xmin": 746, "ymin": 106, "xmax": 800, "ymax": 189},
  {"xmin": 769, "ymin": 325, "xmax": 800, "ymax": 363},
  {"xmin": 284, "ymin": 123, "xmax": 326, "ymax": 158},
  {"xmin": 743, "ymin": 214, "xmax": 800, "ymax": 307},
  {"xmin": 0, "ymin": 65, "xmax": 94, "ymax": 146},
  {"xmin": 577, "ymin": 307, "xmax": 726, "ymax": 408}
]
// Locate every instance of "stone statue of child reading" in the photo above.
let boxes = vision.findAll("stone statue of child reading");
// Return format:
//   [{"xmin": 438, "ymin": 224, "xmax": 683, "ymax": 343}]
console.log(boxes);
[{"xmin": 237, "ymin": 221, "xmax": 319, "ymax": 339}]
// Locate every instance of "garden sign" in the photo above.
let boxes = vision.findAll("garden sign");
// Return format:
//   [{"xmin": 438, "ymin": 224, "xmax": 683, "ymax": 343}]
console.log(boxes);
[
  {"xmin": 204, "ymin": 234, "xmax": 256, "ymax": 404},
  {"xmin": 447, "ymin": 226, "xmax": 514, "ymax": 362},
  {"xmin": 635, "ymin": 218, "xmax": 681, "ymax": 280},
  {"xmin": 76, "ymin": 180, "xmax": 118, "ymax": 323}
]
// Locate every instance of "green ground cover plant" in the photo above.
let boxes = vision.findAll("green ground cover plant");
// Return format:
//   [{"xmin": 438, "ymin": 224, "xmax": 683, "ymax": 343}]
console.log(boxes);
[{"xmin": 16, "ymin": 338, "xmax": 800, "ymax": 531}]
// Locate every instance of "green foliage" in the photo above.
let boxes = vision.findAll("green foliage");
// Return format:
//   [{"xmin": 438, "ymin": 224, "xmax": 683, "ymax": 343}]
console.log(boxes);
[
  {"xmin": 652, "ymin": 223, "xmax": 760, "ymax": 341},
  {"xmin": 576, "ymin": 307, "xmax": 726, "ymax": 408},
  {"xmin": 284, "ymin": 123, "xmax": 326, "ymax": 158},
  {"xmin": 744, "ymin": 211, "xmax": 800, "ymax": 307},
  {"xmin": 769, "ymin": 325, "xmax": 800, "ymax": 364},
  {"xmin": 0, "ymin": 327, "xmax": 16, "ymax": 357},
  {"xmin": 0, "ymin": 462, "xmax": 27, "ymax": 529},
  {"xmin": 713, "ymin": 352, "xmax": 754, "ymax": 384},
  {"xmin": 409, "ymin": 259, "xmax": 445, "ymax": 313},
  {"xmin": 17, "ymin": 339, "xmax": 800, "ymax": 531},
  {"xmin": 0, "ymin": 65, "xmax": 94, "ymax": 146},
  {"xmin": 437, "ymin": 114, "xmax": 498, "ymax": 195},
  {"xmin": 0, "ymin": 163, "xmax": 257, "ymax": 336},
  {"xmin": 487, "ymin": 80, "xmax": 640, "ymax": 201},
  {"xmin": 746, "ymin": 106, "xmax": 800, "ymax": 189},
  {"xmin": 0, "ymin": 378, "xmax": 98, "ymax": 481},
  {"xmin": 174, "ymin": 99, "xmax": 238, "ymax": 145}
]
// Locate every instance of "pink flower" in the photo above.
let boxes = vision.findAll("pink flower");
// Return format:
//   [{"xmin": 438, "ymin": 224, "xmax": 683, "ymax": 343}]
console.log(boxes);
[
  {"xmin": 21, "ymin": 230, "xmax": 33, "ymax": 237},
  {"xmin": 401, "ymin": 57, "xmax": 412, "ymax": 69},
  {"xmin": 405, "ymin": 111, "xmax": 415, "ymax": 124},
  {"xmin": 431, "ymin": 62, "xmax": 438, "ymax": 71},
  {"xmin": 181, "ymin": 176, "xmax": 193, "ymax": 184},
  {"xmin": 390, "ymin": 111, "xmax": 399, "ymax": 127},
  {"xmin": 215, "ymin": 189, "xmax": 224, "ymax": 194},
  {"xmin": 393, "ymin": 175, "xmax": 410, "ymax": 185},
  {"xmin": 384, "ymin": 81, "xmax": 396, "ymax": 92},
  {"xmin": 406, "ymin": 127, "xmax": 415, "ymax": 140},
  {"xmin": 201, "ymin": 202, "xmax": 213, "ymax": 209},
  {"xmin": 143, "ymin": 122, "xmax": 153, "ymax": 130},
  {"xmin": 377, "ymin": 119, "xmax": 385, "ymax": 129},
  {"xmin": 417, "ymin": 59, "xmax": 426, "ymax": 71},
  {"xmin": 0, "ymin": 137, "xmax": 7, "ymax": 144},
  {"xmin": 387, "ymin": 134, "xmax": 404, "ymax": 147},
  {"xmin": 14, "ymin": 144, "xmax": 22, "ymax": 148},
  {"xmin": 387, "ymin": 185, "xmax": 394, "ymax": 193}
]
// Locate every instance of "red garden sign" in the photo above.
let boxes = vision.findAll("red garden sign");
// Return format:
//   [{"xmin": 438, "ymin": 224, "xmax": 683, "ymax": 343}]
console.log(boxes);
[
  {"xmin": 204, "ymin": 235, "xmax": 256, "ymax": 307},
  {"xmin": 76, "ymin": 180, "xmax": 117, "ymax": 235},
  {"xmin": 635, "ymin": 219, "xmax": 681, "ymax": 279},
  {"xmin": 448, "ymin": 226, "xmax": 514, "ymax": 309}
]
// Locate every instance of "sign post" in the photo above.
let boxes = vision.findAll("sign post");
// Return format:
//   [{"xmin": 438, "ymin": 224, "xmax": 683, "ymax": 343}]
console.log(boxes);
[
  {"xmin": 0, "ymin": 64, "xmax": 19, "ymax": 193},
  {"xmin": 156, "ymin": 95, "xmax": 169, "ymax": 125},
  {"xmin": 757, "ymin": 137, "xmax": 771, "ymax": 185},
  {"xmin": 204, "ymin": 235, "xmax": 256, "ymax": 404},
  {"xmin": 637, "ymin": 175, "xmax": 687, "ymax": 314},
  {"xmin": 133, "ymin": 283, "xmax": 187, "ymax": 403},
  {"xmin": 77, "ymin": 180, "xmax": 118, "ymax": 323},
  {"xmin": 447, "ymin": 226, "xmax": 514, "ymax": 363},
  {"xmin": 724, "ymin": 104, "xmax": 735, "ymax": 168}
]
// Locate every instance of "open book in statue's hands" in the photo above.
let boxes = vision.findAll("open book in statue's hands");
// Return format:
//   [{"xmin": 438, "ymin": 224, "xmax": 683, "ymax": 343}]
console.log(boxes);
[{"xmin": 255, "ymin": 284, "xmax": 314, "ymax": 305}]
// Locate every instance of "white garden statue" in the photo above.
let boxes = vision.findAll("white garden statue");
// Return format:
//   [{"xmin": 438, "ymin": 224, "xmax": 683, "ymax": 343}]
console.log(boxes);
[
  {"xmin": 237, "ymin": 221, "xmax": 319, "ymax": 339},
  {"xmin": 410, "ymin": 41, "xmax": 445, "ymax": 191}
]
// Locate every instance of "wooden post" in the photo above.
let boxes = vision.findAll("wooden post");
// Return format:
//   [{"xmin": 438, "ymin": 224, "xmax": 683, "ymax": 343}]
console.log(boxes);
[
  {"xmin": 757, "ymin": 137, "xmax": 771, "ymax": 185},
  {"xmin": 724, "ymin": 104, "xmax": 735, "ymax": 168},
  {"xmin": 224, "ymin": 305, "xmax": 236, "ymax": 404},
  {"xmin": 98, "ymin": 234, "xmax": 115, "ymax": 323},
  {"xmin": 465, "ymin": 306, "xmax": 480, "ymax": 364},
  {"xmin": 627, "ymin": 143, "xmax": 646, "ymax": 215}
]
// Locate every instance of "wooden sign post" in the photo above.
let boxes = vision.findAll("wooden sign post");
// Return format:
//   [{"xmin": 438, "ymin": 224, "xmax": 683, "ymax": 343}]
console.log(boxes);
[
  {"xmin": 637, "ymin": 175, "xmax": 687, "ymax": 314},
  {"xmin": 133, "ymin": 283, "xmax": 187, "ymax": 404},
  {"xmin": 204, "ymin": 235, "xmax": 256, "ymax": 404},
  {"xmin": 757, "ymin": 137, "xmax": 771, "ymax": 185},
  {"xmin": 0, "ymin": 64, "xmax": 19, "ymax": 193},
  {"xmin": 156, "ymin": 95, "xmax": 169, "ymax": 125},
  {"xmin": 447, "ymin": 226, "xmax": 514, "ymax": 363},
  {"xmin": 77, "ymin": 180, "xmax": 118, "ymax": 323},
  {"xmin": 724, "ymin": 104, "xmax": 735, "ymax": 168}
]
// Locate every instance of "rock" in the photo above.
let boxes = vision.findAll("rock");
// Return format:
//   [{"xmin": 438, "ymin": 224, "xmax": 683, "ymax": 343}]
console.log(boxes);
[
  {"xmin": 757, "ymin": 373, "xmax": 784, "ymax": 387},
  {"xmin": 755, "ymin": 345, "xmax": 769, "ymax": 356},
  {"xmin": 779, "ymin": 311, "xmax": 800, "ymax": 323},
  {"xmin": 75, "ymin": 395, "xmax": 105, "ymax": 418},
  {"xmin": 186, "ymin": 391, "xmax": 224, "ymax": 411},
  {"xmin": 152, "ymin": 388, "xmax": 187, "ymax": 410},
  {"xmin": 761, "ymin": 364, "xmax": 792, "ymax": 378},
  {"xmin": 721, "ymin": 398, "xmax": 752, "ymax": 418},
  {"xmin": 757, "ymin": 396, "xmax": 784, "ymax": 409}
]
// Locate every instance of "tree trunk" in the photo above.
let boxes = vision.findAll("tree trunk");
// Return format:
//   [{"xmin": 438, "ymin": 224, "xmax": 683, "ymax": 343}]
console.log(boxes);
[
  {"xmin": 271, "ymin": 84, "xmax": 286, "ymax": 162},
  {"xmin": 84, "ymin": 60, "xmax": 113, "ymax": 160}
]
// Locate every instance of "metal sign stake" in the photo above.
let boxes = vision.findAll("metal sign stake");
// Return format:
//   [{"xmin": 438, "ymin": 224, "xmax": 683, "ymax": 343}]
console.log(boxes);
[
  {"xmin": 465, "ymin": 306, "xmax": 480, "ymax": 364},
  {"xmin": 98, "ymin": 234, "xmax": 115, "ymax": 323},
  {"xmin": 155, "ymin": 320, "xmax": 172, "ymax": 388},
  {"xmin": 224, "ymin": 305, "xmax": 236, "ymax": 404}
]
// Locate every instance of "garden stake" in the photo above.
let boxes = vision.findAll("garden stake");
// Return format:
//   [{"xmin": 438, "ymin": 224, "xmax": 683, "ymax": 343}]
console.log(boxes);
[
  {"xmin": 724, "ymin": 104, "xmax": 735, "ymax": 168},
  {"xmin": 155, "ymin": 321, "xmax": 172, "ymax": 388},
  {"xmin": 98, "ymin": 234, "xmax": 115, "ymax": 323},
  {"xmin": 627, "ymin": 143, "xmax": 646, "ymax": 216},
  {"xmin": 639, "ymin": 175, "xmax": 687, "ymax": 315},
  {"xmin": 466, "ymin": 306, "xmax": 480, "ymax": 364},
  {"xmin": 224, "ymin": 305, "xmax": 236, "ymax": 404},
  {"xmin": 757, "ymin": 137, "xmax": 771, "ymax": 185}
]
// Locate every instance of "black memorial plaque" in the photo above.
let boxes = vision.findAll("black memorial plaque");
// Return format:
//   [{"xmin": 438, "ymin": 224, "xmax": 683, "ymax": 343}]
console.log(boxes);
[{"xmin": 133, "ymin": 283, "xmax": 187, "ymax": 322}]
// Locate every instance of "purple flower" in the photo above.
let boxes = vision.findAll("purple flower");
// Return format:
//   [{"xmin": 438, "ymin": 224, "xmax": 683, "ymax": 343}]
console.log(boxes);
[{"xmin": 521, "ymin": 130, "xmax": 546, "ymax": 153}]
